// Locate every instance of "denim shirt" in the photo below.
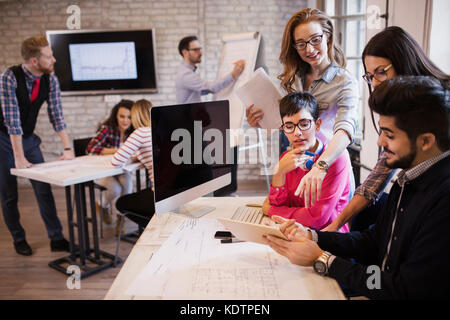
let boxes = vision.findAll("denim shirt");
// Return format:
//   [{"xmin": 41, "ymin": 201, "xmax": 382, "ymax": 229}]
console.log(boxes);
[{"xmin": 295, "ymin": 63, "xmax": 359, "ymax": 144}]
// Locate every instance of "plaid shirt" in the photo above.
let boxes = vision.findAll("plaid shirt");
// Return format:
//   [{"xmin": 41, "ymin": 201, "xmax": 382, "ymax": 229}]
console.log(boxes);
[
  {"xmin": 354, "ymin": 151, "xmax": 395, "ymax": 202},
  {"xmin": 0, "ymin": 64, "xmax": 66, "ymax": 135},
  {"xmin": 86, "ymin": 125, "xmax": 121, "ymax": 155},
  {"xmin": 397, "ymin": 150, "xmax": 450, "ymax": 188}
]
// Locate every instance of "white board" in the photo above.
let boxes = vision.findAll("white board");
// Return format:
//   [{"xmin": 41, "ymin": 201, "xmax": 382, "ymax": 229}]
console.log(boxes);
[{"xmin": 213, "ymin": 32, "xmax": 261, "ymax": 147}]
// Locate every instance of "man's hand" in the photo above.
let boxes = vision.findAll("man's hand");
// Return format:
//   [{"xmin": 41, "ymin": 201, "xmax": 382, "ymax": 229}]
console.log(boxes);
[
  {"xmin": 245, "ymin": 104, "xmax": 264, "ymax": 128},
  {"xmin": 231, "ymin": 60, "xmax": 245, "ymax": 79},
  {"xmin": 271, "ymin": 215, "xmax": 311, "ymax": 240},
  {"xmin": 264, "ymin": 234, "xmax": 323, "ymax": 266},
  {"xmin": 59, "ymin": 149, "xmax": 75, "ymax": 160},
  {"xmin": 14, "ymin": 155, "xmax": 33, "ymax": 169}
]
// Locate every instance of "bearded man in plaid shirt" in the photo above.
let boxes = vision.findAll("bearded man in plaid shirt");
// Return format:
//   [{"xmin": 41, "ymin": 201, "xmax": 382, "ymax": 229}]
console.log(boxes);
[{"xmin": 0, "ymin": 36, "xmax": 73, "ymax": 256}]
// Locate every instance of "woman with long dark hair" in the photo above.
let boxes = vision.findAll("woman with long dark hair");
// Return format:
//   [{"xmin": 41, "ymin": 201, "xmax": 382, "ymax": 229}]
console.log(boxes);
[
  {"xmin": 324, "ymin": 26, "xmax": 449, "ymax": 232},
  {"xmin": 86, "ymin": 99, "xmax": 135, "ymax": 227}
]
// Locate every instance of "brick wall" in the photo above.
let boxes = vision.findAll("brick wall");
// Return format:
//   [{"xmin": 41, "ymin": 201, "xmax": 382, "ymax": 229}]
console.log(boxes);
[{"xmin": 0, "ymin": 0, "xmax": 307, "ymax": 184}]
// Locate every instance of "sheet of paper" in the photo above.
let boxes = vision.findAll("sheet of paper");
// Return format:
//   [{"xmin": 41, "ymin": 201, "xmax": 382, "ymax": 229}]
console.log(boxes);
[
  {"xmin": 125, "ymin": 218, "xmax": 344, "ymax": 299},
  {"xmin": 236, "ymin": 67, "xmax": 283, "ymax": 129},
  {"xmin": 213, "ymin": 32, "xmax": 260, "ymax": 147}
]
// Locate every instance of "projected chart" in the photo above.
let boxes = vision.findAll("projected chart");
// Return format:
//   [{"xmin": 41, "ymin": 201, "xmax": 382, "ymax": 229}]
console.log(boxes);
[{"xmin": 69, "ymin": 42, "xmax": 138, "ymax": 81}]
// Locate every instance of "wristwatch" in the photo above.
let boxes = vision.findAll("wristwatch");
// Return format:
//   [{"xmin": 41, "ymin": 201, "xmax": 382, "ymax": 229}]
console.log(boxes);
[
  {"xmin": 313, "ymin": 251, "xmax": 332, "ymax": 276},
  {"xmin": 314, "ymin": 160, "xmax": 330, "ymax": 172}
]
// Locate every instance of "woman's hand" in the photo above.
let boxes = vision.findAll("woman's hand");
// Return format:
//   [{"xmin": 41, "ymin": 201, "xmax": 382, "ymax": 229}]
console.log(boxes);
[
  {"xmin": 245, "ymin": 104, "xmax": 264, "ymax": 128},
  {"xmin": 274, "ymin": 147, "xmax": 307, "ymax": 176},
  {"xmin": 294, "ymin": 166, "xmax": 327, "ymax": 208},
  {"xmin": 262, "ymin": 197, "xmax": 271, "ymax": 215}
]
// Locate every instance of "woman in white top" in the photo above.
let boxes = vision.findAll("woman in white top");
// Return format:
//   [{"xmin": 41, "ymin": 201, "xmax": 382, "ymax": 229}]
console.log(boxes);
[{"xmin": 112, "ymin": 99, "xmax": 154, "ymax": 233}]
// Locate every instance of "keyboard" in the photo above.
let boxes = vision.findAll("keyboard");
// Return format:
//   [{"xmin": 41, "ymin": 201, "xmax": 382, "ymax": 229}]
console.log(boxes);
[{"xmin": 230, "ymin": 206, "xmax": 264, "ymax": 224}]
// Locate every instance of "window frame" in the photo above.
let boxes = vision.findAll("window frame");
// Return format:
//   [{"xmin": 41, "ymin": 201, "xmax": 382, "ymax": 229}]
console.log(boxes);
[{"xmin": 318, "ymin": 0, "xmax": 367, "ymax": 145}]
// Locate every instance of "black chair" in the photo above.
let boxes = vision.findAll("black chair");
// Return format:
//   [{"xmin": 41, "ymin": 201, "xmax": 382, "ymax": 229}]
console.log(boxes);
[
  {"xmin": 73, "ymin": 137, "xmax": 109, "ymax": 238},
  {"xmin": 114, "ymin": 188, "xmax": 155, "ymax": 266}
]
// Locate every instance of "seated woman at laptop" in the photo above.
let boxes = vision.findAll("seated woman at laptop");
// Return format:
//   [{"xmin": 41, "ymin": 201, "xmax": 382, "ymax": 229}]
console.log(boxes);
[
  {"xmin": 262, "ymin": 92, "xmax": 351, "ymax": 232},
  {"xmin": 112, "ymin": 99, "xmax": 155, "ymax": 233}
]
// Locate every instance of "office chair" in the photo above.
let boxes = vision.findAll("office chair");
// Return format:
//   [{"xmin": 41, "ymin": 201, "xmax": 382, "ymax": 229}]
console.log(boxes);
[
  {"xmin": 73, "ymin": 137, "xmax": 109, "ymax": 239},
  {"xmin": 114, "ymin": 188, "xmax": 155, "ymax": 266}
]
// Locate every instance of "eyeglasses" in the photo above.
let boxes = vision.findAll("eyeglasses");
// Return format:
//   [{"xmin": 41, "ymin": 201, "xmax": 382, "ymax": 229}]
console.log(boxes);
[
  {"xmin": 187, "ymin": 47, "xmax": 202, "ymax": 52},
  {"xmin": 292, "ymin": 34, "xmax": 324, "ymax": 51},
  {"xmin": 362, "ymin": 64, "xmax": 393, "ymax": 85},
  {"xmin": 281, "ymin": 119, "xmax": 313, "ymax": 134}
]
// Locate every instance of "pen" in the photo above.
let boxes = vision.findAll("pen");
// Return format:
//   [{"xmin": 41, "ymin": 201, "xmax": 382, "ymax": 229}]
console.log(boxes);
[
  {"xmin": 246, "ymin": 203, "xmax": 262, "ymax": 208},
  {"xmin": 221, "ymin": 238, "xmax": 245, "ymax": 244}
]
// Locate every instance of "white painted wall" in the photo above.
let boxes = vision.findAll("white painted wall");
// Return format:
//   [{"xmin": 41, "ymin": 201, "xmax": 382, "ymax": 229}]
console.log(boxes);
[{"xmin": 429, "ymin": 0, "xmax": 450, "ymax": 74}]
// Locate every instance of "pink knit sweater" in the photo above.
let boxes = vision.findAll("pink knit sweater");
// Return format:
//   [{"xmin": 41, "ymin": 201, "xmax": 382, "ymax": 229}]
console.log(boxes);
[{"xmin": 268, "ymin": 145, "xmax": 351, "ymax": 233}]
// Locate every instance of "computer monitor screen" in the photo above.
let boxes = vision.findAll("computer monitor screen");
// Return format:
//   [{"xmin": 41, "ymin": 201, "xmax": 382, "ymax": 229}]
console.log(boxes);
[
  {"xmin": 46, "ymin": 29, "xmax": 157, "ymax": 95},
  {"xmin": 151, "ymin": 100, "xmax": 232, "ymax": 215}
]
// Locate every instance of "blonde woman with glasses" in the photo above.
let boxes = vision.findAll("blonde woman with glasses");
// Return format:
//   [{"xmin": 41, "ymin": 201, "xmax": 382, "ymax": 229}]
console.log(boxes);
[{"xmin": 247, "ymin": 8, "xmax": 359, "ymax": 215}]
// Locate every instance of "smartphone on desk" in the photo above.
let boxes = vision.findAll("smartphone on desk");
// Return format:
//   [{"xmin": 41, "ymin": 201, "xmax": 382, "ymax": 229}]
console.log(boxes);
[{"xmin": 214, "ymin": 231, "xmax": 234, "ymax": 239}]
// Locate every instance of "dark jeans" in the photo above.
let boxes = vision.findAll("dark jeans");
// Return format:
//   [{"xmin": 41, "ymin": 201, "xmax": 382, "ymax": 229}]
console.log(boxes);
[
  {"xmin": 0, "ymin": 132, "xmax": 64, "ymax": 242},
  {"xmin": 116, "ymin": 188, "xmax": 155, "ymax": 229}
]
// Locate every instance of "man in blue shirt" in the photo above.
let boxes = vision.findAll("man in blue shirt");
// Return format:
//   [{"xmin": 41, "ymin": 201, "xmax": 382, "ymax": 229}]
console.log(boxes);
[
  {"xmin": 0, "ymin": 36, "xmax": 73, "ymax": 256},
  {"xmin": 175, "ymin": 35, "xmax": 245, "ymax": 104},
  {"xmin": 175, "ymin": 36, "xmax": 245, "ymax": 196}
]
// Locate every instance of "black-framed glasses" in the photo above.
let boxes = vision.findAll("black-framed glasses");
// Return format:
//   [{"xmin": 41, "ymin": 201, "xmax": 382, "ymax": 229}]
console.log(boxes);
[
  {"xmin": 362, "ymin": 64, "xmax": 393, "ymax": 85},
  {"xmin": 187, "ymin": 47, "xmax": 202, "ymax": 52},
  {"xmin": 292, "ymin": 34, "xmax": 324, "ymax": 51},
  {"xmin": 281, "ymin": 119, "xmax": 313, "ymax": 133}
]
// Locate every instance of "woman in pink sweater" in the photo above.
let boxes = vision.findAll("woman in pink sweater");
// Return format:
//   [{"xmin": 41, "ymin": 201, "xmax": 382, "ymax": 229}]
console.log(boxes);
[{"xmin": 262, "ymin": 92, "xmax": 350, "ymax": 232}]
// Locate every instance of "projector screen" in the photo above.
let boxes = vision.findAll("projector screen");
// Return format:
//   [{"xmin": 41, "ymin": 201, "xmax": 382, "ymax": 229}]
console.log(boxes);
[
  {"xmin": 46, "ymin": 29, "xmax": 158, "ymax": 95},
  {"xmin": 69, "ymin": 42, "xmax": 138, "ymax": 81}
]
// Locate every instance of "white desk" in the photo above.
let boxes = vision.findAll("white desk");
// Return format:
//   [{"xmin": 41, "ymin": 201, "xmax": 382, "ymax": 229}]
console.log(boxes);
[
  {"xmin": 10, "ymin": 155, "xmax": 143, "ymax": 278},
  {"xmin": 105, "ymin": 196, "xmax": 345, "ymax": 300}
]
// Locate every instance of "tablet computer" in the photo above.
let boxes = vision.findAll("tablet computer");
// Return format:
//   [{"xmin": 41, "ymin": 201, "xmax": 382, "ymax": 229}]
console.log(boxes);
[{"xmin": 217, "ymin": 217, "xmax": 288, "ymax": 244}]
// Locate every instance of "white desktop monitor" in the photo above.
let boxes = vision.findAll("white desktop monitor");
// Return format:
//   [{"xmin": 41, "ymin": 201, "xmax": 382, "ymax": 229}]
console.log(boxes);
[{"xmin": 151, "ymin": 100, "xmax": 233, "ymax": 216}]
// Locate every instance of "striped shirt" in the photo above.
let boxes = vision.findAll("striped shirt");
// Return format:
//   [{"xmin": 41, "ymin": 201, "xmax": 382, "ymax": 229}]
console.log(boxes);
[
  {"xmin": 111, "ymin": 127, "xmax": 153, "ymax": 181},
  {"xmin": 0, "ymin": 64, "xmax": 66, "ymax": 135}
]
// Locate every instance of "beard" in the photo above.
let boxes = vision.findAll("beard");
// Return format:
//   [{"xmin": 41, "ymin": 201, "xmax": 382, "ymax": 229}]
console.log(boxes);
[
  {"xmin": 37, "ymin": 63, "xmax": 54, "ymax": 74},
  {"xmin": 384, "ymin": 144, "xmax": 417, "ymax": 169}
]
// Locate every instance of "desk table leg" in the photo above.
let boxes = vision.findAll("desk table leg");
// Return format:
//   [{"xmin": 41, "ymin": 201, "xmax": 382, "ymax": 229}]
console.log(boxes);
[
  {"xmin": 65, "ymin": 186, "xmax": 76, "ymax": 261},
  {"xmin": 48, "ymin": 181, "xmax": 122, "ymax": 278},
  {"xmin": 74, "ymin": 183, "xmax": 87, "ymax": 266},
  {"xmin": 79, "ymin": 183, "xmax": 91, "ymax": 256},
  {"xmin": 136, "ymin": 169, "xmax": 141, "ymax": 191},
  {"xmin": 88, "ymin": 182, "xmax": 100, "ymax": 260}
]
